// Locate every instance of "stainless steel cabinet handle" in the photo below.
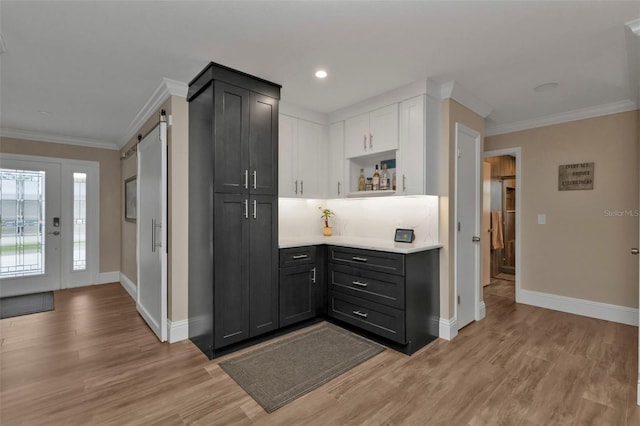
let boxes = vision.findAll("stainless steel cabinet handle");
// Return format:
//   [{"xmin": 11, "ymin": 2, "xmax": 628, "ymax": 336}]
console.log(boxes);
[
  {"xmin": 352, "ymin": 280, "xmax": 368, "ymax": 287},
  {"xmin": 352, "ymin": 310, "xmax": 368, "ymax": 319},
  {"xmin": 292, "ymin": 254, "xmax": 309, "ymax": 260},
  {"xmin": 337, "ymin": 181, "xmax": 341, "ymax": 196},
  {"xmin": 300, "ymin": 180, "xmax": 304, "ymax": 195},
  {"xmin": 403, "ymin": 174, "xmax": 407, "ymax": 192},
  {"xmin": 352, "ymin": 256, "xmax": 368, "ymax": 262},
  {"xmin": 311, "ymin": 267, "xmax": 316, "ymax": 284},
  {"xmin": 369, "ymin": 133, "xmax": 373, "ymax": 149},
  {"xmin": 244, "ymin": 199, "xmax": 249, "ymax": 219},
  {"xmin": 472, "ymin": 236, "xmax": 481, "ymax": 242},
  {"xmin": 244, "ymin": 170, "xmax": 249, "ymax": 189},
  {"xmin": 151, "ymin": 219, "xmax": 161, "ymax": 252},
  {"xmin": 632, "ymin": 248, "xmax": 639, "ymax": 255},
  {"xmin": 252, "ymin": 170, "xmax": 257, "ymax": 189},
  {"xmin": 363, "ymin": 135, "xmax": 367, "ymax": 150},
  {"xmin": 253, "ymin": 199, "xmax": 257, "ymax": 219},
  {"xmin": 295, "ymin": 180, "xmax": 298, "ymax": 195}
]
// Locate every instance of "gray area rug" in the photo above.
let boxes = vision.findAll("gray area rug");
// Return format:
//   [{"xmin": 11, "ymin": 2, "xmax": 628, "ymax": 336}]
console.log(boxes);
[
  {"xmin": 0, "ymin": 291, "xmax": 54, "ymax": 319},
  {"xmin": 219, "ymin": 322, "xmax": 385, "ymax": 413}
]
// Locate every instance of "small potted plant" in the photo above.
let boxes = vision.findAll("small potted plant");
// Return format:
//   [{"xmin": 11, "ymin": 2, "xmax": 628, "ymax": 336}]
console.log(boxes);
[{"xmin": 318, "ymin": 206, "xmax": 334, "ymax": 236}]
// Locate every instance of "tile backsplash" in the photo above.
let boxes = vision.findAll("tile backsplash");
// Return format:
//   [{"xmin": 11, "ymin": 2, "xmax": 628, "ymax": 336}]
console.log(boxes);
[{"xmin": 279, "ymin": 196, "xmax": 439, "ymax": 243}]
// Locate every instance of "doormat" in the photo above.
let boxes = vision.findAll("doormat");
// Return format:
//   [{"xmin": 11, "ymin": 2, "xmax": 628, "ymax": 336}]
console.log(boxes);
[
  {"xmin": 0, "ymin": 291, "xmax": 54, "ymax": 319},
  {"xmin": 219, "ymin": 322, "xmax": 385, "ymax": 413}
]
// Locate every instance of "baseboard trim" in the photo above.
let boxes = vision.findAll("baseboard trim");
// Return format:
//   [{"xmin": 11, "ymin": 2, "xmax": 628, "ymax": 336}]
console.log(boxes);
[
  {"xmin": 96, "ymin": 271, "xmax": 120, "ymax": 285},
  {"xmin": 439, "ymin": 316, "xmax": 458, "ymax": 341},
  {"xmin": 168, "ymin": 319, "xmax": 189, "ymax": 343},
  {"xmin": 519, "ymin": 289, "xmax": 639, "ymax": 327},
  {"xmin": 479, "ymin": 300, "xmax": 486, "ymax": 320},
  {"xmin": 119, "ymin": 272, "xmax": 137, "ymax": 301}
]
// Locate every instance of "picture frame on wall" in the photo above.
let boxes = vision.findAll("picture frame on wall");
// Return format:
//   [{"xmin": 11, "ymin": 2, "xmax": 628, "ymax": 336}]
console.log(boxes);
[{"xmin": 125, "ymin": 176, "xmax": 137, "ymax": 222}]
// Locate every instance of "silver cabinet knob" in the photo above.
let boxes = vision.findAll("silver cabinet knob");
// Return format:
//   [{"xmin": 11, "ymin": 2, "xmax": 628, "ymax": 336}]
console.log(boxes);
[
  {"xmin": 472, "ymin": 236, "xmax": 481, "ymax": 242},
  {"xmin": 632, "ymin": 248, "xmax": 639, "ymax": 255}
]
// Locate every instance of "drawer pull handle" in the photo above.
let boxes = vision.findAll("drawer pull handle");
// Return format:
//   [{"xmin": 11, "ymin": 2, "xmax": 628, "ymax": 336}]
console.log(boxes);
[
  {"xmin": 352, "ymin": 310, "xmax": 368, "ymax": 319},
  {"xmin": 292, "ymin": 254, "xmax": 309, "ymax": 260},
  {"xmin": 352, "ymin": 280, "xmax": 368, "ymax": 287},
  {"xmin": 352, "ymin": 256, "xmax": 368, "ymax": 262}
]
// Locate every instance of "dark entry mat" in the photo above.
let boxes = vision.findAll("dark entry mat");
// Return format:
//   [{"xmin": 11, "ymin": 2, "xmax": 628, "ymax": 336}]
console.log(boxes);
[{"xmin": 0, "ymin": 291, "xmax": 54, "ymax": 319}]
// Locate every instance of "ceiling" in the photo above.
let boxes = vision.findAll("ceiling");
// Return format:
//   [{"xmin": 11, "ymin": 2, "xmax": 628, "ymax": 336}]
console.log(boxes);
[{"xmin": 1, "ymin": 1, "xmax": 639, "ymax": 149}]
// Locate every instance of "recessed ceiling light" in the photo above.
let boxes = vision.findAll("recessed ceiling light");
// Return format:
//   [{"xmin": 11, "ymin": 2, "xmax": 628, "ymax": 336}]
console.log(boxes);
[
  {"xmin": 533, "ymin": 82, "xmax": 559, "ymax": 93},
  {"xmin": 315, "ymin": 70, "xmax": 328, "ymax": 79}
]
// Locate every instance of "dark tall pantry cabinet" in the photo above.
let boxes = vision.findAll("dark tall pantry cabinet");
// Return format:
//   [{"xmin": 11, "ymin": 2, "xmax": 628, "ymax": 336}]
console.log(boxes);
[{"xmin": 187, "ymin": 62, "xmax": 281, "ymax": 359}]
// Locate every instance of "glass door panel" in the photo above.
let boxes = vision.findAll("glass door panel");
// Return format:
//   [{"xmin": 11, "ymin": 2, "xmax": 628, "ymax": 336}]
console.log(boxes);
[{"xmin": 0, "ymin": 159, "xmax": 61, "ymax": 297}]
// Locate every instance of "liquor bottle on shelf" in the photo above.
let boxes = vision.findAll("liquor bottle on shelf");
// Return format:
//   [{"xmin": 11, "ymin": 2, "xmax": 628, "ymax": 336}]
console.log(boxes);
[
  {"xmin": 380, "ymin": 163, "xmax": 390, "ymax": 190},
  {"xmin": 358, "ymin": 168, "xmax": 365, "ymax": 191},
  {"xmin": 365, "ymin": 177, "xmax": 373, "ymax": 191},
  {"xmin": 372, "ymin": 165, "xmax": 380, "ymax": 191}
]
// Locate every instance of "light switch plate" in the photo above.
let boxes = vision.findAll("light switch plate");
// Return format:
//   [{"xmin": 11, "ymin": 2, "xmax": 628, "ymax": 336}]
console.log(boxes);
[{"xmin": 538, "ymin": 214, "xmax": 546, "ymax": 225}]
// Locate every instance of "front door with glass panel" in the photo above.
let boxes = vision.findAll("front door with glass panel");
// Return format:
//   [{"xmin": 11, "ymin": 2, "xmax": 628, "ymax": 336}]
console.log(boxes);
[{"xmin": 0, "ymin": 159, "xmax": 61, "ymax": 297}]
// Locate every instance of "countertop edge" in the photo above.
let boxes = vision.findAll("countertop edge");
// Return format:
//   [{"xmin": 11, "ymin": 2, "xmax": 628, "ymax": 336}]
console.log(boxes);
[{"xmin": 279, "ymin": 238, "xmax": 442, "ymax": 254}]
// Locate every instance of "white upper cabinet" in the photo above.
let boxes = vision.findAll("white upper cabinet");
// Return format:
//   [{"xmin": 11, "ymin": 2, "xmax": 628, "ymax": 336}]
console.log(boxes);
[
  {"xmin": 278, "ymin": 113, "xmax": 326, "ymax": 198},
  {"xmin": 397, "ymin": 95, "xmax": 425, "ymax": 195},
  {"xmin": 328, "ymin": 122, "xmax": 346, "ymax": 198},
  {"xmin": 344, "ymin": 103, "xmax": 399, "ymax": 158}
]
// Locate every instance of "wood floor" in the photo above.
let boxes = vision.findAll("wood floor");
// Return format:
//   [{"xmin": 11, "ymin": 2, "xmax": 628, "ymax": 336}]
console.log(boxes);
[{"xmin": 1, "ymin": 280, "xmax": 638, "ymax": 425}]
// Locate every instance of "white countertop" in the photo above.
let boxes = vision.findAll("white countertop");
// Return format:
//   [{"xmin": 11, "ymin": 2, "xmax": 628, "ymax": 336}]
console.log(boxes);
[{"xmin": 279, "ymin": 236, "xmax": 442, "ymax": 254}]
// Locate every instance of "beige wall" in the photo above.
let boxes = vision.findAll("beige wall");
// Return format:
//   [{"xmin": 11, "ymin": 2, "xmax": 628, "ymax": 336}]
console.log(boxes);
[
  {"xmin": 439, "ymin": 99, "xmax": 486, "ymax": 320},
  {"xmin": 0, "ymin": 137, "xmax": 121, "ymax": 273},
  {"xmin": 120, "ymin": 96, "xmax": 189, "ymax": 322},
  {"xmin": 485, "ymin": 110, "xmax": 639, "ymax": 308}
]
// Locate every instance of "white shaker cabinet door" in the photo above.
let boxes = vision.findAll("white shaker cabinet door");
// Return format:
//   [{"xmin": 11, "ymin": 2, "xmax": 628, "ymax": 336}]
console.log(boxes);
[
  {"xmin": 328, "ymin": 121, "xmax": 346, "ymax": 198},
  {"xmin": 278, "ymin": 114, "xmax": 298, "ymax": 197},
  {"xmin": 296, "ymin": 119, "xmax": 325, "ymax": 198},
  {"xmin": 369, "ymin": 103, "xmax": 399, "ymax": 155},
  {"xmin": 344, "ymin": 112, "xmax": 370, "ymax": 158},
  {"xmin": 398, "ymin": 95, "xmax": 425, "ymax": 195}
]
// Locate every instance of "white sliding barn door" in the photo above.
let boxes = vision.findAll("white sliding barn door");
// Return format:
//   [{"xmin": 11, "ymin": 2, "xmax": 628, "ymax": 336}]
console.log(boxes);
[{"xmin": 137, "ymin": 122, "xmax": 167, "ymax": 342}]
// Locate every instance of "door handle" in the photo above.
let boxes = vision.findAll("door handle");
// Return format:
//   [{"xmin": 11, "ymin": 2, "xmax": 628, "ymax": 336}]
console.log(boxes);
[
  {"xmin": 47, "ymin": 230, "xmax": 60, "ymax": 236},
  {"xmin": 402, "ymin": 174, "xmax": 407, "ymax": 192},
  {"xmin": 352, "ymin": 256, "xmax": 368, "ymax": 262},
  {"xmin": 363, "ymin": 135, "xmax": 367, "ymax": 150},
  {"xmin": 311, "ymin": 267, "xmax": 316, "ymax": 284},
  {"xmin": 244, "ymin": 199, "xmax": 249, "ymax": 219},
  {"xmin": 369, "ymin": 133, "xmax": 373, "ymax": 149},
  {"xmin": 337, "ymin": 181, "xmax": 341, "ymax": 196},
  {"xmin": 252, "ymin": 170, "xmax": 257, "ymax": 190},
  {"xmin": 352, "ymin": 310, "xmax": 368, "ymax": 319},
  {"xmin": 300, "ymin": 180, "xmax": 304, "ymax": 195},
  {"xmin": 292, "ymin": 254, "xmax": 308, "ymax": 260},
  {"xmin": 632, "ymin": 248, "xmax": 639, "ymax": 255},
  {"xmin": 253, "ymin": 199, "xmax": 257, "ymax": 219},
  {"xmin": 244, "ymin": 170, "xmax": 249, "ymax": 189},
  {"xmin": 352, "ymin": 280, "xmax": 368, "ymax": 287},
  {"xmin": 472, "ymin": 236, "xmax": 481, "ymax": 242},
  {"xmin": 294, "ymin": 180, "xmax": 298, "ymax": 195}
]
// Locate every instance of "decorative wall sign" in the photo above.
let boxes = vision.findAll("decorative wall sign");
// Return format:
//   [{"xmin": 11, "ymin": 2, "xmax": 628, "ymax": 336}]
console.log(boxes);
[{"xmin": 558, "ymin": 162, "xmax": 594, "ymax": 191}]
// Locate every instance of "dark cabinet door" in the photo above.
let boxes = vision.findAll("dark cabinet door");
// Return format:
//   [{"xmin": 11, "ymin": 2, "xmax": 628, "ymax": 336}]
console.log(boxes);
[
  {"xmin": 279, "ymin": 264, "xmax": 316, "ymax": 327},
  {"xmin": 213, "ymin": 194, "xmax": 250, "ymax": 348},
  {"xmin": 249, "ymin": 92, "xmax": 278, "ymax": 196},
  {"xmin": 214, "ymin": 81, "xmax": 250, "ymax": 194},
  {"xmin": 249, "ymin": 195, "xmax": 279, "ymax": 336}
]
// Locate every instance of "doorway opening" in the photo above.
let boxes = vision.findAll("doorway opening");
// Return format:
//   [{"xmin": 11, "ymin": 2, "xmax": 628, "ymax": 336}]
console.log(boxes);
[{"xmin": 483, "ymin": 149, "xmax": 521, "ymax": 303}]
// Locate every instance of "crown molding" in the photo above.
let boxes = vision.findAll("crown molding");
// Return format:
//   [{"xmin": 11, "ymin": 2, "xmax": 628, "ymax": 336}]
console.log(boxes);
[
  {"xmin": 485, "ymin": 99, "xmax": 638, "ymax": 137},
  {"xmin": 438, "ymin": 80, "xmax": 494, "ymax": 118},
  {"xmin": 626, "ymin": 18, "xmax": 640, "ymax": 36},
  {"xmin": 119, "ymin": 77, "xmax": 188, "ymax": 148},
  {"xmin": 0, "ymin": 128, "xmax": 119, "ymax": 150}
]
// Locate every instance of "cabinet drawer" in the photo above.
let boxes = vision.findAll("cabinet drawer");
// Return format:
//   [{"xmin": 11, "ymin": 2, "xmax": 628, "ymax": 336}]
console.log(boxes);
[
  {"xmin": 280, "ymin": 246, "xmax": 316, "ymax": 267},
  {"xmin": 328, "ymin": 292, "xmax": 405, "ymax": 344},
  {"xmin": 328, "ymin": 246, "xmax": 404, "ymax": 276},
  {"xmin": 329, "ymin": 264, "xmax": 404, "ymax": 309}
]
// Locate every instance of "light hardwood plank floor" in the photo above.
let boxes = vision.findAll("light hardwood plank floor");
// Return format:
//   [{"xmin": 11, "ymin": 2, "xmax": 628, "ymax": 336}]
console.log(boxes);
[{"xmin": 1, "ymin": 281, "xmax": 638, "ymax": 425}]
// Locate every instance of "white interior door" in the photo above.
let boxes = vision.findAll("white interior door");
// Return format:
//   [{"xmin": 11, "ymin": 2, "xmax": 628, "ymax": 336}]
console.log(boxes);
[
  {"xmin": 137, "ymin": 122, "xmax": 167, "ymax": 342},
  {"xmin": 455, "ymin": 123, "xmax": 482, "ymax": 330},
  {"xmin": 0, "ymin": 159, "xmax": 61, "ymax": 297}
]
